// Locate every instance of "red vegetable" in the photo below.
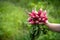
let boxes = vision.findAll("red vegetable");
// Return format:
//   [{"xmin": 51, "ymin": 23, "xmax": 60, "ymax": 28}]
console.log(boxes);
[{"xmin": 28, "ymin": 8, "xmax": 47, "ymax": 24}]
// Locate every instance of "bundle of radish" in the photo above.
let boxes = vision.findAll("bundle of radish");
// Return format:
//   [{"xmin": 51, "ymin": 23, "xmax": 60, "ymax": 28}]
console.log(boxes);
[{"xmin": 27, "ymin": 8, "xmax": 48, "ymax": 40}]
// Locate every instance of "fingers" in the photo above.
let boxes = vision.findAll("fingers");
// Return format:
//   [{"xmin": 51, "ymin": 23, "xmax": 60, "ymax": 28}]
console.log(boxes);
[{"xmin": 45, "ymin": 20, "xmax": 49, "ymax": 24}]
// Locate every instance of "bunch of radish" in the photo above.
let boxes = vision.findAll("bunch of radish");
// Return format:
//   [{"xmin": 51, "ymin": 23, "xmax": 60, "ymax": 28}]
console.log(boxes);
[{"xmin": 27, "ymin": 8, "xmax": 48, "ymax": 40}]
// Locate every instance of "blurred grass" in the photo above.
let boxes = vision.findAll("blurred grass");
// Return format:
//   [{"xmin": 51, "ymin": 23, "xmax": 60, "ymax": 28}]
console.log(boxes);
[
  {"xmin": 0, "ymin": 1, "xmax": 29, "ymax": 40},
  {"xmin": 0, "ymin": 0, "xmax": 60, "ymax": 40}
]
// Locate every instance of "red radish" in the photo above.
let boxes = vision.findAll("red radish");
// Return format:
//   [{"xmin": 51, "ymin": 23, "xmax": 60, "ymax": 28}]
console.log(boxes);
[{"xmin": 28, "ymin": 8, "xmax": 47, "ymax": 24}]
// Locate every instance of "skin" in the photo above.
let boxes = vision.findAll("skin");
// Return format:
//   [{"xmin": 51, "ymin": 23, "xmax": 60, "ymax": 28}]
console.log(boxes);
[{"xmin": 45, "ymin": 20, "xmax": 60, "ymax": 32}]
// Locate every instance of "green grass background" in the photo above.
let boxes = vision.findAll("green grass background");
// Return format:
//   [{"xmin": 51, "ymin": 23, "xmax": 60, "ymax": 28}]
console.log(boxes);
[{"xmin": 0, "ymin": 0, "xmax": 60, "ymax": 40}]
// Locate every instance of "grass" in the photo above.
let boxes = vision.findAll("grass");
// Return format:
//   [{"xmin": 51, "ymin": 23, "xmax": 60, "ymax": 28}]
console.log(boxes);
[
  {"xmin": 0, "ymin": 1, "xmax": 28, "ymax": 40},
  {"xmin": 0, "ymin": 0, "xmax": 60, "ymax": 40}
]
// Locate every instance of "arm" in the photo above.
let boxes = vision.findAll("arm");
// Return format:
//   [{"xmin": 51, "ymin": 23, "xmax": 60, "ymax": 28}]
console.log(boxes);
[{"xmin": 45, "ymin": 21, "xmax": 60, "ymax": 32}]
